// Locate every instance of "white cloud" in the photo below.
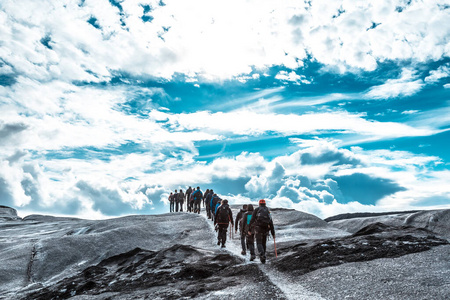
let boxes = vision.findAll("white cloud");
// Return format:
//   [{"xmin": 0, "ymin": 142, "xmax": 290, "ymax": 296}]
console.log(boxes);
[
  {"xmin": 149, "ymin": 109, "xmax": 435, "ymax": 141},
  {"xmin": 365, "ymin": 69, "xmax": 424, "ymax": 99},
  {"xmin": 424, "ymin": 64, "xmax": 450, "ymax": 83},
  {"xmin": 275, "ymin": 71, "xmax": 311, "ymax": 85},
  {"xmin": 1, "ymin": 0, "xmax": 449, "ymax": 82}
]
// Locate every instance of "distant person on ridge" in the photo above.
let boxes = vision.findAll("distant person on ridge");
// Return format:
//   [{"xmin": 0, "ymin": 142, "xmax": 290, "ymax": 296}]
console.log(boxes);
[
  {"xmin": 235, "ymin": 204, "xmax": 248, "ymax": 255},
  {"xmin": 174, "ymin": 189, "xmax": 179, "ymax": 212},
  {"xmin": 192, "ymin": 187, "xmax": 203, "ymax": 214},
  {"xmin": 248, "ymin": 199, "xmax": 275, "ymax": 264},
  {"xmin": 205, "ymin": 189, "xmax": 213, "ymax": 219},
  {"xmin": 185, "ymin": 186, "xmax": 192, "ymax": 212},
  {"xmin": 203, "ymin": 189, "xmax": 210, "ymax": 208},
  {"xmin": 214, "ymin": 199, "xmax": 233, "ymax": 248},
  {"xmin": 211, "ymin": 193, "xmax": 221, "ymax": 222},
  {"xmin": 178, "ymin": 189, "xmax": 185, "ymax": 212},
  {"xmin": 169, "ymin": 192, "xmax": 175, "ymax": 212},
  {"xmin": 241, "ymin": 204, "xmax": 256, "ymax": 261}
]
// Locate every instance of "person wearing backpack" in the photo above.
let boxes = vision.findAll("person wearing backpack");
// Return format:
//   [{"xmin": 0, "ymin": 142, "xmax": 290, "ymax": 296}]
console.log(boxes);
[
  {"xmin": 178, "ymin": 189, "xmax": 185, "ymax": 212},
  {"xmin": 185, "ymin": 186, "xmax": 193, "ymax": 212},
  {"xmin": 210, "ymin": 193, "xmax": 220, "ymax": 222},
  {"xmin": 192, "ymin": 187, "xmax": 203, "ymax": 214},
  {"xmin": 241, "ymin": 204, "xmax": 256, "ymax": 261},
  {"xmin": 235, "ymin": 204, "xmax": 248, "ymax": 255},
  {"xmin": 169, "ymin": 192, "xmax": 175, "ymax": 212},
  {"xmin": 205, "ymin": 189, "xmax": 213, "ymax": 219},
  {"xmin": 214, "ymin": 199, "xmax": 233, "ymax": 248},
  {"xmin": 248, "ymin": 199, "xmax": 275, "ymax": 264}
]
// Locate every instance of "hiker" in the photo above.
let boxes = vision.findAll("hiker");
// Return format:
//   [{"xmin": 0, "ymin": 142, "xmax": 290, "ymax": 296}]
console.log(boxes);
[
  {"xmin": 203, "ymin": 189, "xmax": 210, "ymax": 207},
  {"xmin": 189, "ymin": 192, "xmax": 195, "ymax": 213},
  {"xmin": 185, "ymin": 186, "xmax": 192, "ymax": 212},
  {"xmin": 178, "ymin": 189, "xmax": 185, "ymax": 212},
  {"xmin": 235, "ymin": 204, "xmax": 248, "ymax": 255},
  {"xmin": 214, "ymin": 199, "xmax": 233, "ymax": 248},
  {"xmin": 210, "ymin": 193, "xmax": 220, "ymax": 222},
  {"xmin": 248, "ymin": 199, "xmax": 275, "ymax": 264},
  {"xmin": 192, "ymin": 187, "xmax": 203, "ymax": 213},
  {"xmin": 241, "ymin": 204, "xmax": 256, "ymax": 261},
  {"xmin": 205, "ymin": 189, "xmax": 213, "ymax": 219},
  {"xmin": 213, "ymin": 194, "xmax": 222, "ymax": 216},
  {"xmin": 169, "ymin": 192, "xmax": 175, "ymax": 212},
  {"xmin": 174, "ymin": 189, "xmax": 179, "ymax": 212}
]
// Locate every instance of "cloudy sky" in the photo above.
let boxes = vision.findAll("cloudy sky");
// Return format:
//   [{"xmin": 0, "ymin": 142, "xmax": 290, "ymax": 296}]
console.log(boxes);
[{"xmin": 1, "ymin": 0, "xmax": 450, "ymax": 219}]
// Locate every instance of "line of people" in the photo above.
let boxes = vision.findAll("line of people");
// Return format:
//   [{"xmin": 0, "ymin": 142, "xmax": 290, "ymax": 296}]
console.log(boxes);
[
  {"xmin": 213, "ymin": 198, "xmax": 276, "ymax": 264},
  {"xmin": 168, "ymin": 187, "xmax": 276, "ymax": 264},
  {"xmin": 168, "ymin": 186, "xmax": 205, "ymax": 213}
]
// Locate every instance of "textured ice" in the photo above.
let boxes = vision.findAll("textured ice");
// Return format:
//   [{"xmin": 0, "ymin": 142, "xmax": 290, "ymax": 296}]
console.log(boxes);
[{"xmin": 0, "ymin": 206, "xmax": 448, "ymax": 299}]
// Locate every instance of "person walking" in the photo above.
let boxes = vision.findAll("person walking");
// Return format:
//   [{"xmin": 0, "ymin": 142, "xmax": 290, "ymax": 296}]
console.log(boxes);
[
  {"xmin": 235, "ymin": 204, "xmax": 248, "ymax": 255},
  {"xmin": 169, "ymin": 192, "xmax": 175, "ymax": 212},
  {"xmin": 214, "ymin": 199, "xmax": 233, "ymax": 248},
  {"xmin": 178, "ymin": 189, "xmax": 185, "ymax": 212},
  {"xmin": 205, "ymin": 189, "xmax": 213, "ymax": 219},
  {"xmin": 210, "ymin": 193, "xmax": 221, "ymax": 222},
  {"xmin": 241, "ymin": 204, "xmax": 256, "ymax": 261},
  {"xmin": 174, "ymin": 189, "xmax": 179, "ymax": 212},
  {"xmin": 185, "ymin": 186, "xmax": 192, "ymax": 212},
  {"xmin": 192, "ymin": 187, "xmax": 203, "ymax": 214},
  {"xmin": 248, "ymin": 199, "xmax": 275, "ymax": 264}
]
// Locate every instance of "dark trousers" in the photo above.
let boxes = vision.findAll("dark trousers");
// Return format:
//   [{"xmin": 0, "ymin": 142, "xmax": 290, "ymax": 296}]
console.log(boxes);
[
  {"xmin": 179, "ymin": 201, "xmax": 183, "ymax": 212},
  {"xmin": 175, "ymin": 202, "xmax": 179, "ymax": 212},
  {"xmin": 206, "ymin": 204, "xmax": 211, "ymax": 218},
  {"xmin": 240, "ymin": 233, "xmax": 246, "ymax": 252},
  {"xmin": 245, "ymin": 233, "xmax": 256, "ymax": 257},
  {"xmin": 218, "ymin": 224, "xmax": 228, "ymax": 245},
  {"xmin": 194, "ymin": 200, "xmax": 201, "ymax": 213},
  {"xmin": 255, "ymin": 227, "xmax": 268, "ymax": 258},
  {"xmin": 170, "ymin": 202, "xmax": 174, "ymax": 212}
]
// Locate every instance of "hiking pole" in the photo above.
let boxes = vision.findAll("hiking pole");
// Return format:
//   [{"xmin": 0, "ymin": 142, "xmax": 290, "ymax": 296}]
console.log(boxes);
[{"xmin": 273, "ymin": 236, "xmax": 278, "ymax": 258}]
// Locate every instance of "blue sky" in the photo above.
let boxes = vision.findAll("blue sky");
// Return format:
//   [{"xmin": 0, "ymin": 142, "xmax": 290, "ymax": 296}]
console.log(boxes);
[{"xmin": 1, "ymin": 0, "xmax": 450, "ymax": 219}]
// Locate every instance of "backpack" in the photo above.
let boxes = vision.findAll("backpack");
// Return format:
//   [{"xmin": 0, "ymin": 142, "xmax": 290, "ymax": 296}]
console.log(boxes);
[
  {"xmin": 194, "ymin": 191, "xmax": 202, "ymax": 201},
  {"xmin": 243, "ymin": 213, "xmax": 252, "ymax": 232},
  {"xmin": 216, "ymin": 205, "xmax": 230, "ymax": 223},
  {"xmin": 256, "ymin": 206, "xmax": 271, "ymax": 225}
]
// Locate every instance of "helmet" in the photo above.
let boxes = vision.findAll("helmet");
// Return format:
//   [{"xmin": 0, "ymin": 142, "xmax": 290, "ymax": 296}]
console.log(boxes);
[{"xmin": 259, "ymin": 199, "xmax": 266, "ymax": 205}]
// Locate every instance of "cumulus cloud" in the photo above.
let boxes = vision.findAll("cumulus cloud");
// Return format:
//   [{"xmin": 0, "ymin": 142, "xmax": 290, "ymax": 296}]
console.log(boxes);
[{"xmin": 1, "ymin": 0, "xmax": 449, "ymax": 82}]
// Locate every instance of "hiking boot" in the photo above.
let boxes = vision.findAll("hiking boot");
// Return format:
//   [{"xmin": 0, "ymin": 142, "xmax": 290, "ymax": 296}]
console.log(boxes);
[
  {"xmin": 217, "ymin": 240, "xmax": 221, "ymax": 246},
  {"xmin": 250, "ymin": 255, "xmax": 256, "ymax": 261},
  {"xmin": 241, "ymin": 251, "xmax": 246, "ymax": 255},
  {"xmin": 260, "ymin": 256, "xmax": 266, "ymax": 264},
  {"xmin": 221, "ymin": 244, "xmax": 226, "ymax": 248}
]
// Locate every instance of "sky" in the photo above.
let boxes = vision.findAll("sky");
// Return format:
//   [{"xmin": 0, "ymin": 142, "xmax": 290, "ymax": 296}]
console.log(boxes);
[{"xmin": 1, "ymin": 0, "xmax": 450, "ymax": 219}]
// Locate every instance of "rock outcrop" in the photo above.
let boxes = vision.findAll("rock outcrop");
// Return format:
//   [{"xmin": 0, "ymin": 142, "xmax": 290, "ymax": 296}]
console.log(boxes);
[{"xmin": 0, "ymin": 205, "xmax": 19, "ymax": 220}]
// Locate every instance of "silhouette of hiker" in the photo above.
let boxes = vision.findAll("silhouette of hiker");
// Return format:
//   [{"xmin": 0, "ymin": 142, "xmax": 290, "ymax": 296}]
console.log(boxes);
[
  {"xmin": 249, "ymin": 199, "xmax": 275, "ymax": 264},
  {"xmin": 169, "ymin": 192, "xmax": 175, "ymax": 212},
  {"xmin": 178, "ymin": 189, "xmax": 185, "ymax": 212},
  {"xmin": 241, "ymin": 204, "xmax": 256, "ymax": 261},
  {"xmin": 235, "ymin": 204, "xmax": 248, "ymax": 255},
  {"xmin": 214, "ymin": 199, "xmax": 233, "ymax": 248}
]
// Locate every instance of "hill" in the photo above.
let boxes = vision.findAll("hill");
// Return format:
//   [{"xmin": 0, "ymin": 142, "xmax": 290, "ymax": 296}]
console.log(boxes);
[{"xmin": 0, "ymin": 206, "xmax": 448, "ymax": 299}]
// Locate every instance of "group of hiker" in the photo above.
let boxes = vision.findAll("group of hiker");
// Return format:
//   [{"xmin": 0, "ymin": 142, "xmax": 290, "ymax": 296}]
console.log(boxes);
[
  {"xmin": 214, "ymin": 199, "xmax": 275, "ymax": 264},
  {"xmin": 168, "ymin": 186, "xmax": 204, "ymax": 213},
  {"xmin": 168, "ymin": 187, "xmax": 276, "ymax": 264}
]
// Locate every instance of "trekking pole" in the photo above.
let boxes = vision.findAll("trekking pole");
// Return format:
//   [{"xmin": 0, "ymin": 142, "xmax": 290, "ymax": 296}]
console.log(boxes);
[{"xmin": 274, "ymin": 236, "xmax": 278, "ymax": 258}]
